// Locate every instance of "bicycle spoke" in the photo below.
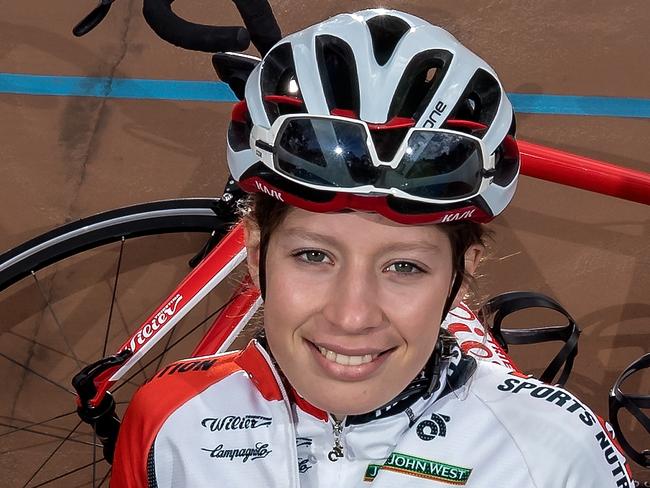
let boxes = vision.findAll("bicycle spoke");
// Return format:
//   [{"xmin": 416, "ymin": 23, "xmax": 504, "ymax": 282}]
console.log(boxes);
[
  {"xmin": 0, "ymin": 332, "xmax": 158, "ymax": 396},
  {"xmin": 153, "ymin": 320, "xmax": 176, "ymax": 374},
  {"xmin": 0, "ymin": 411, "xmax": 78, "ymax": 438},
  {"xmin": 0, "ymin": 421, "xmax": 100, "ymax": 451},
  {"xmin": 0, "ymin": 436, "xmax": 99, "ymax": 457},
  {"xmin": 28, "ymin": 458, "xmax": 106, "ymax": 488},
  {"xmin": 0, "ymin": 351, "xmax": 75, "ymax": 395},
  {"xmin": 0, "ymin": 415, "xmax": 94, "ymax": 441},
  {"xmin": 96, "ymin": 467, "xmax": 111, "ymax": 488},
  {"xmin": 32, "ymin": 272, "xmax": 84, "ymax": 369},
  {"xmin": 22, "ymin": 419, "xmax": 84, "ymax": 488},
  {"xmin": 102, "ymin": 238, "xmax": 125, "ymax": 358},
  {"xmin": 111, "ymin": 294, "xmax": 150, "ymax": 385},
  {"xmin": 92, "ymin": 431, "xmax": 97, "ymax": 487},
  {"xmin": 0, "ymin": 334, "xmax": 147, "ymax": 412},
  {"xmin": 8, "ymin": 331, "xmax": 90, "ymax": 366}
]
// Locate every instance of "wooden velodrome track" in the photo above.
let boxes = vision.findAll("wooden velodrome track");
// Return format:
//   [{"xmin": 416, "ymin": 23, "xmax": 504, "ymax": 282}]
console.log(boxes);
[{"xmin": 1, "ymin": 0, "xmax": 648, "ymax": 485}]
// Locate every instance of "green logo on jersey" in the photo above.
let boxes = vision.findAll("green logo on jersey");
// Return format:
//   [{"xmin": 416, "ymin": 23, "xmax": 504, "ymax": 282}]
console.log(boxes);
[
  {"xmin": 364, "ymin": 464, "xmax": 381, "ymax": 482},
  {"xmin": 363, "ymin": 453, "xmax": 472, "ymax": 484}
]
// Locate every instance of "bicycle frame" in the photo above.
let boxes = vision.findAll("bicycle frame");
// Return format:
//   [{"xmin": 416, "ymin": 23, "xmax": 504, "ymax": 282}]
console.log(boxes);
[
  {"xmin": 76, "ymin": 141, "xmax": 650, "ymax": 409},
  {"xmin": 83, "ymin": 221, "xmax": 262, "ymax": 408}
]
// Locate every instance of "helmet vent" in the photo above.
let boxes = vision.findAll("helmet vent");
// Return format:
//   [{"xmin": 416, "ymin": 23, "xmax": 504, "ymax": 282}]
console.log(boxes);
[
  {"xmin": 445, "ymin": 69, "xmax": 501, "ymax": 128},
  {"xmin": 425, "ymin": 67, "xmax": 437, "ymax": 83},
  {"xmin": 387, "ymin": 49, "xmax": 453, "ymax": 120},
  {"xmin": 315, "ymin": 35, "xmax": 360, "ymax": 114},
  {"xmin": 260, "ymin": 43, "xmax": 306, "ymax": 124},
  {"xmin": 366, "ymin": 15, "xmax": 410, "ymax": 66}
]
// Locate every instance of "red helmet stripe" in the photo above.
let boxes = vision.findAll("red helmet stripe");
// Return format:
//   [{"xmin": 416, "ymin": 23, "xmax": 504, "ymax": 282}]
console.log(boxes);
[
  {"xmin": 239, "ymin": 176, "xmax": 492, "ymax": 224},
  {"xmin": 231, "ymin": 100, "xmax": 249, "ymax": 123},
  {"xmin": 264, "ymin": 94, "xmax": 304, "ymax": 106}
]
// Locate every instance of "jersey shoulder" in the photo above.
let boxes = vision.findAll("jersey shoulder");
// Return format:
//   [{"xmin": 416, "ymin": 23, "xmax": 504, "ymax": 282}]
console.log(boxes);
[
  {"xmin": 135, "ymin": 350, "xmax": 241, "ymax": 401},
  {"xmin": 111, "ymin": 342, "xmax": 281, "ymax": 488},
  {"xmin": 467, "ymin": 362, "xmax": 633, "ymax": 487},
  {"xmin": 123, "ymin": 338, "xmax": 283, "ymax": 431}
]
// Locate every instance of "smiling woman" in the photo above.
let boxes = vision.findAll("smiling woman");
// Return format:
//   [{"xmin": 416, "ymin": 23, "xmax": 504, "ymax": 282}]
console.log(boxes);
[
  {"xmin": 109, "ymin": 8, "xmax": 634, "ymax": 488},
  {"xmin": 244, "ymin": 196, "xmax": 484, "ymax": 417}
]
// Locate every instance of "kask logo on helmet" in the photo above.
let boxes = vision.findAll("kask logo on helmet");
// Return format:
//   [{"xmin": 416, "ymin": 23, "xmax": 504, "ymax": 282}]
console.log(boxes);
[
  {"xmin": 254, "ymin": 180, "xmax": 284, "ymax": 201},
  {"xmin": 441, "ymin": 208, "xmax": 476, "ymax": 223}
]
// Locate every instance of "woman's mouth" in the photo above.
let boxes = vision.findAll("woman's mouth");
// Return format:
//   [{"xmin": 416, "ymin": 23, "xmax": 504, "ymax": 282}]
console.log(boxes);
[
  {"xmin": 307, "ymin": 341, "xmax": 393, "ymax": 380},
  {"xmin": 316, "ymin": 346, "xmax": 377, "ymax": 366}
]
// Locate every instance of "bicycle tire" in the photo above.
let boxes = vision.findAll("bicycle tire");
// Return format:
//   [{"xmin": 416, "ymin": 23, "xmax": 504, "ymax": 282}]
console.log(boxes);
[
  {"xmin": 0, "ymin": 198, "xmax": 238, "ymax": 487},
  {"xmin": 0, "ymin": 198, "xmax": 231, "ymax": 292}
]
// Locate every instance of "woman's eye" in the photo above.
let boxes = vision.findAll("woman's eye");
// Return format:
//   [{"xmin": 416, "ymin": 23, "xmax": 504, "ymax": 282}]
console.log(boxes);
[
  {"xmin": 385, "ymin": 262, "xmax": 423, "ymax": 274},
  {"xmin": 295, "ymin": 250, "xmax": 330, "ymax": 264}
]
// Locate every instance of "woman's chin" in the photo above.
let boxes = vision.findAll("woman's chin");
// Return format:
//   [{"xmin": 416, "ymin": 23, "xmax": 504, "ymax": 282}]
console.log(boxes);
[{"xmin": 300, "ymin": 382, "xmax": 395, "ymax": 417}]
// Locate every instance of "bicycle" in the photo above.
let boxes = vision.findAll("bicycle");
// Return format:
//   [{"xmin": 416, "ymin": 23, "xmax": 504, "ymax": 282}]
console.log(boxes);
[{"xmin": 1, "ymin": 0, "xmax": 649, "ymax": 486}]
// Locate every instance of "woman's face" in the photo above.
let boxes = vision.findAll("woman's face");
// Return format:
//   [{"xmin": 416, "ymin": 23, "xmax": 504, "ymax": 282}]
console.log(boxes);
[{"xmin": 247, "ymin": 208, "xmax": 456, "ymax": 416}]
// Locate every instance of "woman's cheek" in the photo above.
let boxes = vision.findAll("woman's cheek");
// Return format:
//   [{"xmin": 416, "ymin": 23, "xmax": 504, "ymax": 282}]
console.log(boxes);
[
  {"xmin": 380, "ymin": 281, "xmax": 446, "ymax": 335},
  {"xmin": 265, "ymin": 266, "xmax": 327, "ymax": 327}
]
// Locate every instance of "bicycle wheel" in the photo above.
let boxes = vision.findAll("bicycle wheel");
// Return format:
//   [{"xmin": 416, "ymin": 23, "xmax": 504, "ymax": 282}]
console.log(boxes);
[{"xmin": 0, "ymin": 198, "xmax": 243, "ymax": 487}]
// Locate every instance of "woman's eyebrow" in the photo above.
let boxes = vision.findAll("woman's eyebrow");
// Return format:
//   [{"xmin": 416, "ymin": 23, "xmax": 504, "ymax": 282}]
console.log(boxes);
[
  {"xmin": 281, "ymin": 227, "xmax": 339, "ymax": 246},
  {"xmin": 379, "ymin": 242, "xmax": 443, "ymax": 255},
  {"xmin": 281, "ymin": 227, "xmax": 442, "ymax": 254}
]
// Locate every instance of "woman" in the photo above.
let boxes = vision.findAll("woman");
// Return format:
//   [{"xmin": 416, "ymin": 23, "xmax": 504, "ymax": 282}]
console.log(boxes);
[{"xmin": 111, "ymin": 9, "xmax": 632, "ymax": 487}]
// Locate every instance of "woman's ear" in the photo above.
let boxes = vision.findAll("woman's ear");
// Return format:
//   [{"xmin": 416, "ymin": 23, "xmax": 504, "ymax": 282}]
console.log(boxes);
[
  {"xmin": 451, "ymin": 244, "xmax": 484, "ymax": 309},
  {"xmin": 243, "ymin": 219, "xmax": 262, "ymax": 290}
]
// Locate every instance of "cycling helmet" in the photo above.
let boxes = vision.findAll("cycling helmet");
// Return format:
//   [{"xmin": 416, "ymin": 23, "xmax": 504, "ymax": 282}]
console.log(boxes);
[{"xmin": 227, "ymin": 8, "xmax": 519, "ymax": 224}]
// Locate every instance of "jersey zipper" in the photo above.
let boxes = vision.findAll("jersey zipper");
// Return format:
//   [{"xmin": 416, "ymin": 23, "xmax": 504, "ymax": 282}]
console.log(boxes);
[{"xmin": 328, "ymin": 416, "xmax": 346, "ymax": 462}]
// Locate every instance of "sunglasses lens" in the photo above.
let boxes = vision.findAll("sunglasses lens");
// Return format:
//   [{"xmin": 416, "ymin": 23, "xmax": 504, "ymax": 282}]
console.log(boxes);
[
  {"xmin": 270, "ymin": 117, "xmax": 486, "ymax": 202},
  {"xmin": 276, "ymin": 118, "xmax": 376, "ymax": 186},
  {"xmin": 394, "ymin": 131, "xmax": 484, "ymax": 199}
]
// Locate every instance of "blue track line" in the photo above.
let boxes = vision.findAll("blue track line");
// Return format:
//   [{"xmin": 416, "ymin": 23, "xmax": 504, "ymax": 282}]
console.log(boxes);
[
  {"xmin": 0, "ymin": 73, "xmax": 238, "ymax": 103},
  {"xmin": 507, "ymin": 93, "xmax": 650, "ymax": 118},
  {"xmin": 1, "ymin": 73, "xmax": 649, "ymax": 118}
]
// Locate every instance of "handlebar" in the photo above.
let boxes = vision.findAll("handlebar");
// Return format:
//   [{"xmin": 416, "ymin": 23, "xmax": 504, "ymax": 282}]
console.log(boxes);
[
  {"xmin": 142, "ymin": 0, "xmax": 250, "ymax": 53},
  {"xmin": 74, "ymin": 0, "xmax": 281, "ymax": 56},
  {"xmin": 228, "ymin": 0, "xmax": 282, "ymax": 57},
  {"xmin": 142, "ymin": 0, "xmax": 281, "ymax": 55},
  {"xmin": 73, "ymin": 0, "xmax": 115, "ymax": 37}
]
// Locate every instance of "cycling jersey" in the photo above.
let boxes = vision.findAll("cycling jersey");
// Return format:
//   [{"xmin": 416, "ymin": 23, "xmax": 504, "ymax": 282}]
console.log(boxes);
[{"xmin": 111, "ymin": 305, "xmax": 633, "ymax": 488}]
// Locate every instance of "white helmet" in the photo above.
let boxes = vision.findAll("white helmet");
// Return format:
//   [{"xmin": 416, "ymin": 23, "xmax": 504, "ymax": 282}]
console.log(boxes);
[{"xmin": 227, "ymin": 8, "xmax": 519, "ymax": 224}]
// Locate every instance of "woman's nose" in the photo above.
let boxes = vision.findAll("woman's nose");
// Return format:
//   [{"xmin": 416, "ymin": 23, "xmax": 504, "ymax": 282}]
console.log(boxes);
[{"xmin": 321, "ymin": 266, "xmax": 384, "ymax": 333}]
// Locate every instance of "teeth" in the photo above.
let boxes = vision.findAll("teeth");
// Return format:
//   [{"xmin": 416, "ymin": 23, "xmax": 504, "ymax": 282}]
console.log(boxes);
[{"xmin": 317, "ymin": 346, "xmax": 376, "ymax": 365}]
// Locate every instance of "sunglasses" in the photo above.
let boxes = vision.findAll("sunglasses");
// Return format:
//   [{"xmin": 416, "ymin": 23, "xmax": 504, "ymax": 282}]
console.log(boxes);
[{"xmin": 250, "ymin": 114, "xmax": 496, "ymax": 205}]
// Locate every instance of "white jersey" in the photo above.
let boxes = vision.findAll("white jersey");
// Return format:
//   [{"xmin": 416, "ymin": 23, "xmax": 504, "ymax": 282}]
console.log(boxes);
[{"xmin": 111, "ymin": 308, "xmax": 632, "ymax": 488}]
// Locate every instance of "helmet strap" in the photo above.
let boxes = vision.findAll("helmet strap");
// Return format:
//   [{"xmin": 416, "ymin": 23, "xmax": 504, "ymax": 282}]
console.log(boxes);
[
  {"xmin": 441, "ymin": 256, "xmax": 465, "ymax": 323},
  {"xmin": 258, "ymin": 231, "xmax": 270, "ymax": 300}
]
